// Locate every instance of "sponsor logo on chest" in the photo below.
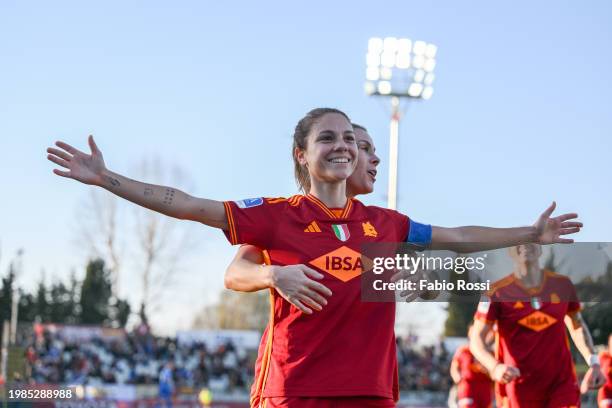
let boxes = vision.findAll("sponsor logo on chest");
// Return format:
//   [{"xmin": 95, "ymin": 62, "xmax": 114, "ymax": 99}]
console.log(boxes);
[
  {"xmin": 517, "ymin": 310, "xmax": 557, "ymax": 332},
  {"xmin": 309, "ymin": 246, "xmax": 371, "ymax": 282}
]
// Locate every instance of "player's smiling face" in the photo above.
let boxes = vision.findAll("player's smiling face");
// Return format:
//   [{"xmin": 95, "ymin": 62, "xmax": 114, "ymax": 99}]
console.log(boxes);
[
  {"xmin": 297, "ymin": 113, "xmax": 358, "ymax": 185},
  {"xmin": 347, "ymin": 128, "xmax": 379, "ymax": 197}
]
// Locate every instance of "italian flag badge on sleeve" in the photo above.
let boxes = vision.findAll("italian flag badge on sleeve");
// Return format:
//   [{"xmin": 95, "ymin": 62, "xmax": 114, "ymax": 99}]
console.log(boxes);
[{"xmin": 332, "ymin": 224, "xmax": 350, "ymax": 242}]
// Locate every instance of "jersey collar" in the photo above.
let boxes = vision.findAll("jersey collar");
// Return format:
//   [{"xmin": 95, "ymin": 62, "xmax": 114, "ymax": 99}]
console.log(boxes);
[
  {"xmin": 305, "ymin": 194, "xmax": 353, "ymax": 219},
  {"xmin": 513, "ymin": 269, "xmax": 551, "ymax": 296}
]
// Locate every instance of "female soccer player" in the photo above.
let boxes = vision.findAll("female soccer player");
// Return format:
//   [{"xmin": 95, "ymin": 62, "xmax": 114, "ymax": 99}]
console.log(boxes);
[
  {"xmin": 47, "ymin": 108, "xmax": 581, "ymax": 408},
  {"xmin": 450, "ymin": 323, "xmax": 493, "ymax": 408},
  {"xmin": 598, "ymin": 334, "xmax": 612, "ymax": 407},
  {"xmin": 471, "ymin": 244, "xmax": 604, "ymax": 407},
  {"xmin": 223, "ymin": 123, "xmax": 380, "ymax": 314}
]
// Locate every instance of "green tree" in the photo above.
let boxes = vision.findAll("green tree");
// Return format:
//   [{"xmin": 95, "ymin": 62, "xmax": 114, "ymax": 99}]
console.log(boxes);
[
  {"xmin": 581, "ymin": 260, "xmax": 612, "ymax": 345},
  {"xmin": 0, "ymin": 264, "xmax": 15, "ymax": 322},
  {"xmin": 444, "ymin": 268, "xmax": 480, "ymax": 337},
  {"xmin": 444, "ymin": 301, "xmax": 478, "ymax": 337},
  {"xmin": 113, "ymin": 298, "xmax": 131, "ymax": 328},
  {"xmin": 18, "ymin": 290, "xmax": 37, "ymax": 323},
  {"xmin": 67, "ymin": 271, "xmax": 81, "ymax": 324},
  {"xmin": 34, "ymin": 278, "xmax": 50, "ymax": 322},
  {"xmin": 582, "ymin": 302, "xmax": 612, "ymax": 345},
  {"xmin": 49, "ymin": 281, "xmax": 77, "ymax": 323},
  {"xmin": 0, "ymin": 264, "xmax": 16, "ymax": 346},
  {"xmin": 79, "ymin": 259, "xmax": 112, "ymax": 324}
]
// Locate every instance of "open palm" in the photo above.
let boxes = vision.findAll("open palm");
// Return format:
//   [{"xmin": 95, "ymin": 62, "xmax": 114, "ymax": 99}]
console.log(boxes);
[
  {"xmin": 47, "ymin": 135, "xmax": 106, "ymax": 185},
  {"xmin": 534, "ymin": 202, "xmax": 583, "ymax": 244}
]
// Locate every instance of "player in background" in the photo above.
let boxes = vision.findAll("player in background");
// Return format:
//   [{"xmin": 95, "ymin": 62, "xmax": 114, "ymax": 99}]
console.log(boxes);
[
  {"xmin": 450, "ymin": 322, "xmax": 494, "ymax": 408},
  {"xmin": 471, "ymin": 243, "xmax": 605, "ymax": 407},
  {"xmin": 158, "ymin": 360, "xmax": 175, "ymax": 408},
  {"xmin": 47, "ymin": 108, "xmax": 582, "ymax": 408},
  {"xmin": 598, "ymin": 334, "xmax": 612, "ymax": 407}
]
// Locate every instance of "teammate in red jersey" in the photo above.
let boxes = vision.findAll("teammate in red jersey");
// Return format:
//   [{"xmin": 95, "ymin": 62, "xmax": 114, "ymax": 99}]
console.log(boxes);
[
  {"xmin": 450, "ymin": 323, "xmax": 494, "ymax": 408},
  {"xmin": 47, "ymin": 108, "xmax": 582, "ymax": 408},
  {"xmin": 598, "ymin": 334, "xmax": 612, "ymax": 407},
  {"xmin": 471, "ymin": 244, "xmax": 605, "ymax": 407}
]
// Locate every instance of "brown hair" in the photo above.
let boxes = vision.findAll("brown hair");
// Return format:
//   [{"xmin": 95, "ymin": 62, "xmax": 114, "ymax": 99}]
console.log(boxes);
[
  {"xmin": 292, "ymin": 108, "xmax": 351, "ymax": 193},
  {"xmin": 352, "ymin": 123, "xmax": 368, "ymax": 133}
]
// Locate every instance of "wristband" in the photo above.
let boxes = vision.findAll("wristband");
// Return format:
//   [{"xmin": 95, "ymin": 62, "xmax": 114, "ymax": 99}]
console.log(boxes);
[{"xmin": 588, "ymin": 354, "xmax": 600, "ymax": 367}]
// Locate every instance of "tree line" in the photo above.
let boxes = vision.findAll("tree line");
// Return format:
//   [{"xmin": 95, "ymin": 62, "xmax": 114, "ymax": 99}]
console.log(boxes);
[{"xmin": 0, "ymin": 259, "xmax": 130, "ymax": 342}]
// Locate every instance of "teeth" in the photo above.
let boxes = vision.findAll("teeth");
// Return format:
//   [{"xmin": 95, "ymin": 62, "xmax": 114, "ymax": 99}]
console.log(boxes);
[{"xmin": 330, "ymin": 158, "xmax": 349, "ymax": 163}]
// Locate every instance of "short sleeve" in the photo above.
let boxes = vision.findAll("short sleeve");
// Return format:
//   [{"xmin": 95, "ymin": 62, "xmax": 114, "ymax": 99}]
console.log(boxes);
[
  {"xmin": 382, "ymin": 209, "xmax": 409, "ymax": 242},
  {"xmin": 223, "ymin": 197, "xmax": 283, "ymax": 248},
  {"xmin": 474, "ymin": 294, "xmax": 500, "ymax": 324}
]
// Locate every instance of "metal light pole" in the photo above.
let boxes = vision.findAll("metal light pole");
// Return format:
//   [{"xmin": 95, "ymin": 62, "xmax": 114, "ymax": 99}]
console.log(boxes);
[
  {"xmin": 364, "ymin": 37, "xmax": 437, "ymax": 209},
  {"xmin": 387, "ymin": 97, "xmax": 401, "ymax": 210}
]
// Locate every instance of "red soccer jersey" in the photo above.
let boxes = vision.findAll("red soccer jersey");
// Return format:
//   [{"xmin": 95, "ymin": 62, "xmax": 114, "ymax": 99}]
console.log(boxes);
[
  {"xmin": 599, "ymin": 351, "xmax": 612, "ymax": 402},
  {"xmin": 452, "ymin": 345, "xmax": 492, "ymax": 406},
  {"xmin": 475, "ymin": 271, "xmax": 581, "ymax": 402},
  {"xmin": 223, "ymin": 194, "xmax": 409, "ymax": 405},
  {"xmin": 452, "ymin": 344, "xmax": 492, "ymax": 385}
]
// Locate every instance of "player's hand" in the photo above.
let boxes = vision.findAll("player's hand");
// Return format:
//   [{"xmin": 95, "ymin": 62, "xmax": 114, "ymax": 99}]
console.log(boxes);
[
  {"xmin": 533, "ymin": 201, "xmax": 582, "ymax": 244},
  {"xmin": 47, "ymin": 135, "xmax": 107, "ymax": 186},
  {"xmin": 491, "ymin": 363, "xmax": 520, "ymax": 384},
  {"xmin": 580, "ymin": 365, "xmax": 605, "ymax": 393},
  {"xmin": 270, "ymin": 264, "xmax": 332, "ymax": 315},
  {"xmin": 390, "ymin": 250, "xmax": 431, "ymax": 302}
]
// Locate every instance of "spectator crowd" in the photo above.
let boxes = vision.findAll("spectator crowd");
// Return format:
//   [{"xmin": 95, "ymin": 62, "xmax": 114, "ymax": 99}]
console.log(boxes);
[
  {"xmin": 22, "ymin": 326, "xmax": 453, "ymax": 394},
  {"xmin": 397, "ymin": 337, "xmax": 453, "ymax": 392},
  {"xmin": 24, "ymin": 326, "xmax": 255, "ymax": 393}
]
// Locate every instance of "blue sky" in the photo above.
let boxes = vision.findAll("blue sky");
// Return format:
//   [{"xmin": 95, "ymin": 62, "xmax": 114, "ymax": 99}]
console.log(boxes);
[{"xmin": 1, "ymin": 0, "xmax": 610, "ymax": 337}]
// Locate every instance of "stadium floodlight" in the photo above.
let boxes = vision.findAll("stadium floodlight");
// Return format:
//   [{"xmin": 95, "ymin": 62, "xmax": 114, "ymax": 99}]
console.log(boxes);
[{"xmin": 364, "ymin": 36, "xmax": 438, "ymax": 210}]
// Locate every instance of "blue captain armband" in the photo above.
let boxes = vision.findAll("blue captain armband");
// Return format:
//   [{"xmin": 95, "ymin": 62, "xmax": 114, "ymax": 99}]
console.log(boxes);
[{"xmin": 406, "ymin": 219, "xmax": 432, "ymax": 250}]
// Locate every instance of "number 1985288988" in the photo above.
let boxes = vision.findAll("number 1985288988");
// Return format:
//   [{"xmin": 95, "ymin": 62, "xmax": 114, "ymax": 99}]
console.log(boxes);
[{"xmin": 7, "ymin": 387, "xmax": 74, "ymax": 401}]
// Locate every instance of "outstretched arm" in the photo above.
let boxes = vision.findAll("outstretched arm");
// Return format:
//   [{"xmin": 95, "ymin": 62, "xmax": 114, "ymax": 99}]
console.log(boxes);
[
  {"xmin": 430, "ymin": 202, "xmax": 582, "ymax": 252},
  {"xmin": 564, "ymin": 312, "xmax": 605, "ymax": 392},
  {"xmin": 225, "ymin": 245, "xmax": 333, "ymax": 315},
  {"xmin": 47, "ymin": 136, "xmax": 227, "ymax": 229}
]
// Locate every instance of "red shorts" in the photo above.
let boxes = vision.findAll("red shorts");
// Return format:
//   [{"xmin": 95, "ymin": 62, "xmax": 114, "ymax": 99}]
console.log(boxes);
[
  {"xmin": 502, "ymin": 386, "xmax": 580, "ymax": 408},
  {"xmin": 599, "ymin": 386, "xmax": 612, "ymax": 407},
  {"xmin": 458, "ymin": 380, "xmax": 493, "ymax": 408},
  {"xmin": 261, "ymin": 396, "xmax": 396, "ymax": 408}
]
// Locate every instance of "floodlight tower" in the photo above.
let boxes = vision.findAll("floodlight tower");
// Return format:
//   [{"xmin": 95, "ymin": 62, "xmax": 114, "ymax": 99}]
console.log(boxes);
[{"xmin": 364, "ymin": 37, "xmax": 437, "ymax": 210}]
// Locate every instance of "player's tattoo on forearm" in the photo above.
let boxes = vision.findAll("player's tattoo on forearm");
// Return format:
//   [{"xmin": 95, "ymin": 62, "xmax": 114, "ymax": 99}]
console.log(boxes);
[
  {"xmin": 163, "ymin": 188, "xmax": 175, "ymax": 205},
  {"xmin": 104, "ymin": 175, "xmax": 121, "ymax": 188},
  {"xmin": 144, "ymin": 187, "xmax": 154, "ymax": 197}
]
